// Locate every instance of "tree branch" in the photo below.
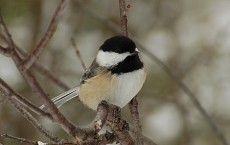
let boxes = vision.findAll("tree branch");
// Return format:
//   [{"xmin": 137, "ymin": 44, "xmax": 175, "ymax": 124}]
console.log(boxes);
[
  {"xmin": 16, "ymin": 45, "xmax": 70, "ymax": 91},
  {"xmin": 34, "ymin": 62, "xmax": 70, "ymax": 91},
  {"xmin": 106, "ymin": 105, "xmax": 134, "ymax": 145},
  {"xmin": 23, "ymin": 0, "xmax": 67, "ymax": 69},
  {"xmin": 119, "ymin": 0, "xmax": 129, "ymax": 36},
  {"xmin": 0, "ymin": 78, "xmax": 53, "ymax": 120},
  {"xmin": 71, "ymin": 37, "xmax": 87, "ymax": 71},
  {"xmin": 129, "ymin": 97, "xmax": 143, "ymax": 144},
  {"xmin": 0, "ymin": 79, "xmax": 61, "ymax": 142},
  {"xmin": 1, "ymin": 134, "xmax": 79, "ymax": 145},
  {"xmin": 0, "ymin": 41, "xmax": 70, "ymax": 91},
  {"xmin": 1, "ymin": 134, "xmax": 37, "ymax": 145},
  {"xmin": 0, "ymin": 14, "xmax": 15, "ymax": 50},
  {"xmin": 87, "ymin": 101, "xmax": 109, "ymax": 132}
]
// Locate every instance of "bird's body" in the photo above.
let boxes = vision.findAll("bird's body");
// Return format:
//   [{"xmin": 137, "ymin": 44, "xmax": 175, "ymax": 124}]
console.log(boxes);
[
  {"xmin": 79, "ymin": 62, "xmax": 146, "ymax": 110},
  {"xmin": 42, "ymin": 36, "xmax": 146, "ymax": 111}
]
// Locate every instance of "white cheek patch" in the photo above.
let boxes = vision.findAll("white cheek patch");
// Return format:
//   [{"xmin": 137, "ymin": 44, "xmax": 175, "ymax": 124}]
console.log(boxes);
[{"xmin": 96, "ymin": 50, "xmax": 130, "ymax": 67}]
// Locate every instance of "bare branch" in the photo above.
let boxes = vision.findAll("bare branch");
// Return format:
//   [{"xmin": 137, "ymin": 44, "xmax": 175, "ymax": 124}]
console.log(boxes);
[
  {"xmin": 0, "ymin": 14, "xmax": 15, "ymax": 50},
  {"xmin": 1, "ymin": 134, "xmax": 79, "ymax": 145},
  {"xmin": 119, "ymin": 0, "xmax": 128, "ymax": 36},
  {"xmin": 129, "ymin": 97, "xmax": 143, "ymax": 144},
  {"xmin": 106, "ymin": 105, "xmax": 134, "ymax": 144},
  {"xmin": 0, "ymin": 80, "xmax": 62, "ymax": 142},
  {"xmin": 72, "ymin": 101, "xmax": 110, "ymax": 143},
  {"xmin": 87, "ymin": 101, "xmax": 109, "ymax": 132},
  {"xmin": 24, "ymin": 0, "xmax": 67, "ymax": 69},
  {"xmin": 34, "ymin": 62, "xmax": 70, "ymax": 91},
  {"xmin": 1, "ymin": 44, "xmax": 70, "ymax": 91},
  {"xmin": 0, "ymin": 78, "xmax": 53, "ymax": 120},
  {"xmin": 71, "ymin": 37, "xmax": 87, "ymax": 71},
  {"xmin": 14, "ymin": 47, "xmax": 84, "ymax": 142},
  {"xmin": 1, "ymin": 134, "xmax": 37, "ymax": 145},
  {"xmin": 16, "ymin": 46, "xmax": 70, "ymax": 91}
]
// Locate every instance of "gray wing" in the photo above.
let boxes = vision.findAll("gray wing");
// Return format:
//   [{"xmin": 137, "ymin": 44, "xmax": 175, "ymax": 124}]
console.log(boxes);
[
  {"xmin": 40, "ymin": 60, "xmax": 102, "ymax": 110},
  {"xmin": 80, "ymin": 60, "xmax": 101, "ymax": 84}
]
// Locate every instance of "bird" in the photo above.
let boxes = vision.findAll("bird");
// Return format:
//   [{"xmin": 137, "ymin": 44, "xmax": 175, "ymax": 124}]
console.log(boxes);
[{"xmin": 41, "ymin": 36, "xmax": 146, "ymax": 111}]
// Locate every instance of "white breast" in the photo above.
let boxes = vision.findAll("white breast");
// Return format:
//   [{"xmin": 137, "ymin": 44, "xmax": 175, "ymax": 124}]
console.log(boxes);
[{"xmin": 108, "ymin": 68, "xmax": 146, "ymax": 108}]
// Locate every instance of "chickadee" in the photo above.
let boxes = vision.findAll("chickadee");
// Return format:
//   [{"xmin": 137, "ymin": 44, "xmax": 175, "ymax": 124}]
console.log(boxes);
[{"xmin": 41, "ymin": 36, "xmax": 146, "ymax": 110}]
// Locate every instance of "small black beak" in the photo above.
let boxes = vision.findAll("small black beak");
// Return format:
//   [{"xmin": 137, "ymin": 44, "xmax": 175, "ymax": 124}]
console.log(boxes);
[{"xmin": 131, "ymin": 48, "xmax": 139, "ymax": 56}]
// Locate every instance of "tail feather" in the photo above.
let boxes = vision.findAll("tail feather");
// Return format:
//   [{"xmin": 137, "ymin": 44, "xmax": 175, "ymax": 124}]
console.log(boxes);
[{"xmin": 40, "ymin": 87, "xmax": 80, "ymax": 110}]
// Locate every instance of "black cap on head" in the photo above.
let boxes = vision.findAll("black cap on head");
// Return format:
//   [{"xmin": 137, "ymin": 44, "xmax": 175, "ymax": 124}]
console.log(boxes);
[{"xmin": 100, "ymin": 36, "xmax": 136, "ymax": 53}]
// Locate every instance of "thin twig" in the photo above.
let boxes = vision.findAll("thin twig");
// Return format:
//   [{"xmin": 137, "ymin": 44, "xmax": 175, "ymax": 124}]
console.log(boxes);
[
  {"xmin": 76, "ymin": 2, "xmax": 229, "ymax": 145},
  {"xmin": 16, "ymin": 46, "xmax": 70, "ymax": 91},
  {"xmin": 1, "ymin": 134, "xmax": 79, "ymax": 145},
  {"xmin": 119, "ymin": 0, "xmax": 129, "ymax": 36},
  {"xmin": 0, "ymin": 44, "xmax": 70, "ymax": 91},
  {"xmin": 24, "ymin": 0, "xmax": 67, "ymax": 69},
  {"xmin": 0, "ymin": 78, "xmax": 53, "ymax": 120},
  {"xmin": 17, "ymin": 60, "xmax": 79, "ymax": 138},
  {"xmin": 71, "ymin": 37, "xmax": 87, "ymax": 71},
  {"xmin": 0, "ymin": 84, "xmax": 62, "ymax": 142},
  {"xmin": 129, "ymin": 97, "xmax": 143, "ymax": 144},
  {"xmin": 0, "ymin": 14, "xmax": 15, "ymax": 50},
  {"xmin": 1, "ymin": 134, "xmax": 37, "ymax": 145},
  {"xmin": 35, "ymin": 62, "xmax": 70, "ymax": 91}
]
